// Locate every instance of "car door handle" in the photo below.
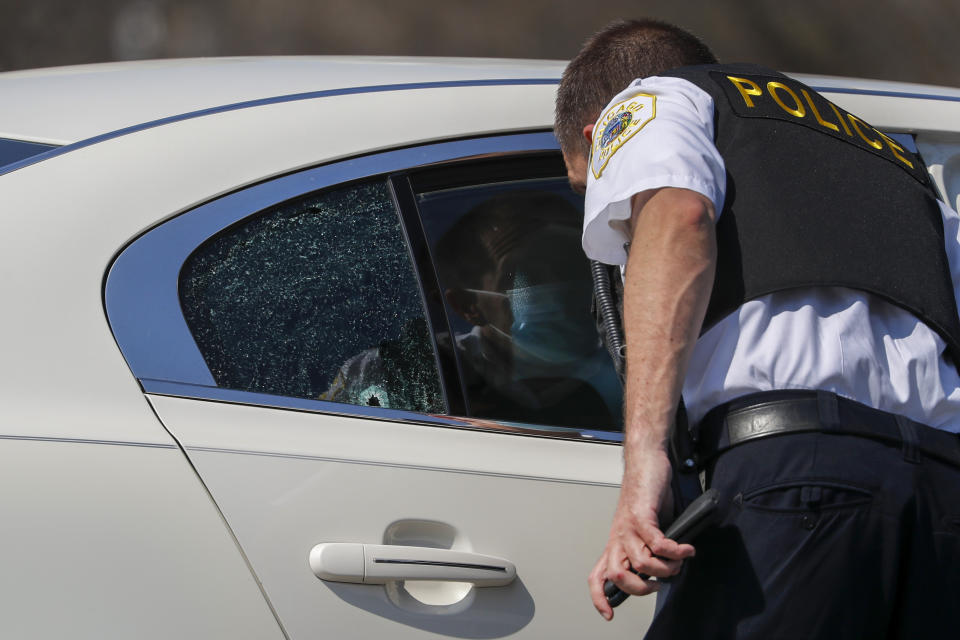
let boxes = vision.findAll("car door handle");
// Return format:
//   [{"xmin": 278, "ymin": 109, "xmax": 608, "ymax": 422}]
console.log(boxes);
[{"xmin": 310, "ymin": 543, "xmax": 516, "ymax": 587}]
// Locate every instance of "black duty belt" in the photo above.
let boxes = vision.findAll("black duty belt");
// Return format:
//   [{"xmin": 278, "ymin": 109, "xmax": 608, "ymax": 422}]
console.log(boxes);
[{"xmin": 694, "ymin": 389, "xmax": 960, "ymax": 469}]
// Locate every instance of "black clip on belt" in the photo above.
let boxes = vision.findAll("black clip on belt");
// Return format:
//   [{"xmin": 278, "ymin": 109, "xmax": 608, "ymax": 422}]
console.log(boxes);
[{"xmin": 694, "ymin": 389, "xmax": 960, "ymax": 469}]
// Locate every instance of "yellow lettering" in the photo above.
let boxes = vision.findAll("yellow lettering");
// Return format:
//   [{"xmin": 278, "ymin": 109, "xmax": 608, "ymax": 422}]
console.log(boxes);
[
  {"xmin": 727, "ymin": 75, "xmax": 763, "ymax": 108},
  {"xmin": 829, "ymin": 102, "xmax": 853, "ymax": 136},
  {"xmin": 848, "ymin": 115, "xmax": 883, "ymax": 149},
  {"xmin": 801, "ymin": 89, "xmax": 839, "ymax": 132},
  {"xmin": 877, "ymin": 131, "xmax": 915, "ymax": 169},
  {"xmin": 767, "ymin": 82, "xmax": 805, "ymax": 118}
]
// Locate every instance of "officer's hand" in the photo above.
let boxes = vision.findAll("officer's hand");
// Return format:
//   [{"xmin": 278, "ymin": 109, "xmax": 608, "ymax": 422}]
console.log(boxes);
[{"xmin": 587, "ymin": 447, "xmax": 695, "ymax": 621}]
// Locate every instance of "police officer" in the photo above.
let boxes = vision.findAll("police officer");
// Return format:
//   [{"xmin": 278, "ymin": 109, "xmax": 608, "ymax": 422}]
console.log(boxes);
[{"xmin": 555, "ymin": 18, "xmax": 960, "ymax": 638}]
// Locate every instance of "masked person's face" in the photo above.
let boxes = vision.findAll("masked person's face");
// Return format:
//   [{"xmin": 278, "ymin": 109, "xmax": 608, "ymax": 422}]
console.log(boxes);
[
  {"xmin": 470, "ymin": 225, "xmax": 600, "ymax": 367},
  {"xmin": 483, "ymin": 281, "xmax": 599, "ymax": 365}
]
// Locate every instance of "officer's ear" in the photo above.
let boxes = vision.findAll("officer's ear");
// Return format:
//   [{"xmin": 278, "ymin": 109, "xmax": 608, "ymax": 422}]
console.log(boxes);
[{"xmin": 582, "ymin": 124, "xmax": 594, "ymax": 145}]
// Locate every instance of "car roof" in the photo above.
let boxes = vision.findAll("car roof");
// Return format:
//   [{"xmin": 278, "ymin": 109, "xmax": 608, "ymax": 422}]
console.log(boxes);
[
  {"xmin": 2, "ymin": 56, "xmax": 959, "ymax": 147},
  {"xmin": 0, "ymin": 56, "xmax": 568, "ymax": 145}
]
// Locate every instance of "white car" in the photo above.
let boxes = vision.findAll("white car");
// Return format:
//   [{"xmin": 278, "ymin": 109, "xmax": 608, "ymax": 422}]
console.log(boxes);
[{"xmin": 2, "ymin": 57, "xmax": 959, "ymax": 639}]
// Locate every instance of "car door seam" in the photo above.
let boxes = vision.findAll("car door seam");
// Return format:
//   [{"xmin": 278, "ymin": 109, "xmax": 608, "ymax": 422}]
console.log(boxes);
[{"xmin": 143, "ymin": 398, "xmax": 293, "ymax": 640}]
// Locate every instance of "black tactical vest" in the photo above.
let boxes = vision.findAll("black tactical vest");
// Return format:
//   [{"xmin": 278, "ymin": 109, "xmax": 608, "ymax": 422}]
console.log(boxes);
[{"xmin": 658, "ymin": 63, "xmax": 960, "ymax": 367}]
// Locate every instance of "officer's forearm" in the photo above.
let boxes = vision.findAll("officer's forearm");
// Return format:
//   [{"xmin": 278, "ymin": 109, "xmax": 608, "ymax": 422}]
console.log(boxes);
[{"xmin": 621, "ymin": 187, "xmax": 716, "ymax": 467}]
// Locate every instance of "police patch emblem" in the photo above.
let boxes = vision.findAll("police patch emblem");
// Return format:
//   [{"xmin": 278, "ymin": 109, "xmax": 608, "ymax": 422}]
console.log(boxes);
[{"xmin": 591, "ymin": 94, "xmax": 656, "ymax": 178}]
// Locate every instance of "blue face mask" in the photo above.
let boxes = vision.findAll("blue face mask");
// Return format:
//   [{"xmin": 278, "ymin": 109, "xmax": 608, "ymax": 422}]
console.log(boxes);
[
  {"xmin": 508, "ymin": 281, "xmax": 601, "ymax": 364},
  {"xmin": 469, "ymin": 281, "xmax": 600, "ymax": 365}
]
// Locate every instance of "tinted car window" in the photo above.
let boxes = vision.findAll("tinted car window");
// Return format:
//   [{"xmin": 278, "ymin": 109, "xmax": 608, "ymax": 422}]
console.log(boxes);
[
  {"xmin": 179, "ymin": 180, "xmax": 444, "ymax": 413},
  {"xmin": 418, "ymin": 177, "xmax": 623, "ymax": 430},
  {"xmin": 0, "ymin": 137, "xmax": 57, "ymax": 168}
]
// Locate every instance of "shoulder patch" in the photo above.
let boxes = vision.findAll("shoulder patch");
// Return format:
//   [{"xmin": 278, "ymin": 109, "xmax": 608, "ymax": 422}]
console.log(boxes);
[{"xmin": 591, "ymin": 94, "xmax": 657, "ymax": 178}]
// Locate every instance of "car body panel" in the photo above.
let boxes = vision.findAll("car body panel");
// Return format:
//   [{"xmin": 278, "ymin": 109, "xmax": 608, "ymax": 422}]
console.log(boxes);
[
  {"xmin": 146, "ymin": 393, "xmax": 654, "ymax": 638},
  {"xmin": 817, "ymin": 89, "xmax": 960, "ymax": 134},
  {"xmin": 0, "ymin": 438, "xmax": 285, "ymax": 638},
  {"xmin": 0, "ymin": 56, "xmax": 567, "ymax": 144}
]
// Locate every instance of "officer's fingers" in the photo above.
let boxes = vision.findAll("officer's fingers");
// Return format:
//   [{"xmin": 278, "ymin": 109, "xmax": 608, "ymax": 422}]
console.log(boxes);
[
  {"xmin": 619, "ymin": 535, "xmax": 649, "ymax": 578},
  {"xmin": 650, "ymin": 538, "xmax": 697, "ymax": 561},
  {"xmin": 620, "ymin": 538, "xmax": 680, "ymax": 579},
  {"xmin": 630, "ymin": 553, "xmax": 684, "ymax": 578},
  {"xmin": 635, "ymin": 519, "xmax": 667, "ymax": 550},
  {"xmin": 661, "ymin": 555, "xmax": 686, "ymax": 575},
  {"xmin": 588, "ymin": 560, "xmax": 614, "ymax": 621},
  {"xmin": 604, "ymin": 550, "xmax": 660, "ymax": 596},
  {"xmin": 610, "ymin": 565, "xmax": 661, "ymax": 597},
  {"xmin": 641, "ymin": 525, "xmax": 696, "ymax": 560},
  {"xmin": 604, "ymin": 545, "xmax": 632, "ymax": 588}
]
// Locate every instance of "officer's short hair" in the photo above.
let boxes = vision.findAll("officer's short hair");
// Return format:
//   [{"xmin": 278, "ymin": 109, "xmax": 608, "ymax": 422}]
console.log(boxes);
[{"xmin": 555, "ymin": 18, "xmax": 717, "ymax": 158}]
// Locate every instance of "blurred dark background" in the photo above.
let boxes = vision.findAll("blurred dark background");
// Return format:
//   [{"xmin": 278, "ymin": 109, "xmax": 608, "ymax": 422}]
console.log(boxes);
[{"xmin": 1, "ymin": 0, "xmax": 957, "ymax": 85}]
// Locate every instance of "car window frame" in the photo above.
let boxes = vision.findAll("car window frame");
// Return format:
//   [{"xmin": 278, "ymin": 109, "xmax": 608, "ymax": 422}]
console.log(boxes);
[
  {"xmin": 0, "ymin": 137, "xmax": 58, "ymax": 169},
  {"xmin": 105, "ymin": 131, "xmax": 623, "ymax": 444}
]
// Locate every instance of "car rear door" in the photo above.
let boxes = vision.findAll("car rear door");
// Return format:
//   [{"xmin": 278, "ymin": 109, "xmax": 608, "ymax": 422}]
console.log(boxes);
[{"xmin": 106, "ymin": 133, "xmax": 657, "ymax": 639}]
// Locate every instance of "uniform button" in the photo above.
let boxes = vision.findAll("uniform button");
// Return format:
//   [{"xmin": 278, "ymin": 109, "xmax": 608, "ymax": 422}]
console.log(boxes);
[{"xmin": 801, "ymin": 514, "xmax": 816, "ymax": 530}]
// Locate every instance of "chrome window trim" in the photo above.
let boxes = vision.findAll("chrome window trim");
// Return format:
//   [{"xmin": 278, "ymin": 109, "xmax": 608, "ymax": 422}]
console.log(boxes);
[
  {"xmin": 107, "ymin": 131, "xmax": 624, "ymax": 443},
  {"xmin": 0, "ymin": 78, "xmax": 558, "ymax": 178},
  {"xmin": 144, "ymin": 380, "xmax": 622, "ymax": 444}
]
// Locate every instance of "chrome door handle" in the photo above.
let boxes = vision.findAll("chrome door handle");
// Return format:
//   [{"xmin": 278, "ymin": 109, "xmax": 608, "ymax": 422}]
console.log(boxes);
[{"xmin": 310, "ymin": 543, "xmax": 516, "ymax": 587}]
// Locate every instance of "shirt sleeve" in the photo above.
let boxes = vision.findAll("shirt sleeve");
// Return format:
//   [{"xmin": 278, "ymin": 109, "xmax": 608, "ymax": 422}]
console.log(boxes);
[{"xmin": 582, "ymin": 75, "xmax": 727, "ymax": 265}]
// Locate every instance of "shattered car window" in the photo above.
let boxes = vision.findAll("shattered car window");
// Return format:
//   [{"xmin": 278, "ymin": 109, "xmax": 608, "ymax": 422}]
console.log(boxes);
[{"xmin": 179, "ymin": 180, "xmax": 444, "ymax": 413}]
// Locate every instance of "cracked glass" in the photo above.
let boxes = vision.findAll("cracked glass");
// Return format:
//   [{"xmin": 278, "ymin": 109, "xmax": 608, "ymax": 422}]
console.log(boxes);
[{"xmin": 179, "ymin": 180, "xmax": 444, "ymax": 413}]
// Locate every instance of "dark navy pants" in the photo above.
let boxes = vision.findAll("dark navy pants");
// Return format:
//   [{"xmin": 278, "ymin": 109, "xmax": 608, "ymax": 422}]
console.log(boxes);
[{"xmin": 644, "ymin": 430, "xmax": 960, "ymax": 639}]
